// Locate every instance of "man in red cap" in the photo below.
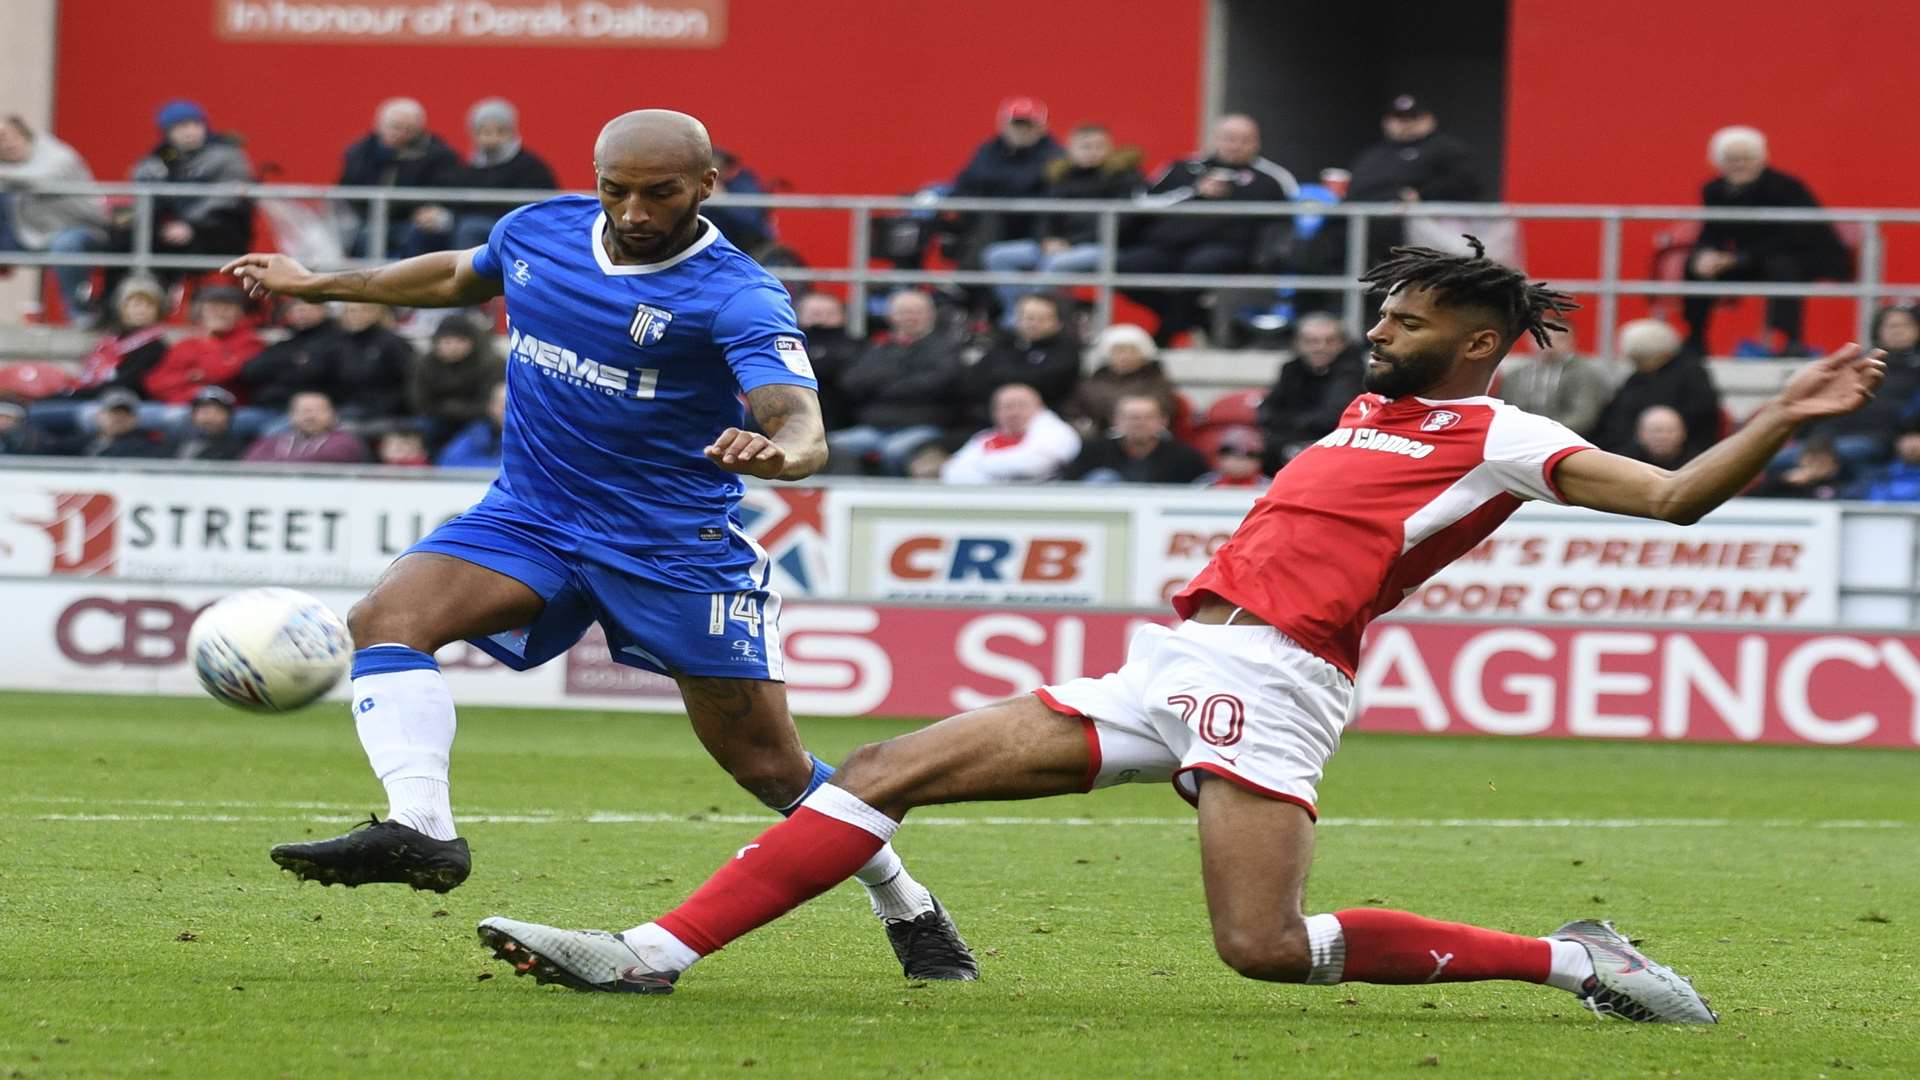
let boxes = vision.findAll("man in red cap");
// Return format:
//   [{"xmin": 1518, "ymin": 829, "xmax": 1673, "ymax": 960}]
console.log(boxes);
[{"xmin": 945, "ymin": 96, "xmax": 1064, "ymax": 270}]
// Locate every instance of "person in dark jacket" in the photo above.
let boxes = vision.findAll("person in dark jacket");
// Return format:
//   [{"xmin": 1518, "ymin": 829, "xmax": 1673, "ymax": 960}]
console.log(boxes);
[
  {"xmin": 704, "ymin": 147, "xmax": 775, "ymax": 256},
  {"xmin": 0, "ymin": 400, "xmax": 48, "ymax": 455},
  {"xmin": 410, "ymin": 312, "xmax": 506, "ymax": 444},
  {"xmin": 964, "ymin": 293, "xmax": 1081, "ymax": 424},
  {"xmin": 1066, "ymin": 323, "xmax": 1178, "ymax": 435},
  {"xmin": 1066, "ymin": 393, "xmax": 1209, "ymax": 484},
  {"xmin": 946, "ymin": 97, "xmax": 1064, "ymax": 264},
  {"xmin": 826, "ymin": 290, "xmax": 964, "ymax": 474},
  {"xmin": 175, "ymin": 386, "xmax": 250, "ymax": 461},
  {"xmin": 84, "ymin": 388, "xmax": 173, "ymax": 458},
  {"xmin": 1628, "ymin": 405, "xmax": 1696, "ymax": 469},
  {"xmin": 338, "ymin": 98, "xmax": 464, "ymax": 257},
  {"xmin": 1684, "ymin": 126, "xmax": 1851, "ymax": 354},
  {"xmin": 981, "ymin": 123, "xmax": 1143, "ymax": 319},
  {"xmin": 436, "ymin": 382, "xmax": 507, "ymax": 470},
  {"xmin": 330, "ymin": 302, "xmax": 415, "ymax": 420},
  {"xmin": 451, "ymin": 98, "xmax": 558, "ymax": 249},
  {"xmin": 1257, "ymin": 313, "xmax": 1366, "ymax": 469},
  {"xmin": 1343, "ymin": 95, "xmax": 1487, "ymax": 259},
  {"xmin": 127, "ymin": 100, "xmax": 255, "ymax": 258},
  {"xmin": 795, "ymin": 291, "xmax": 863, "ymax": 431},
  {"xmin": 1591, "ymin": 319, "xmax": 1723, "ymax": 461},
  {"xmin": 241, "ymin": 298, "xmax": 350, "ymax": 411},
  {"xmin": 1806, "ymin": 304, "xmax": 1920, "ymax": 465},
  {"xmin": 1751, "ymin": 436, "xmax": 1850, "ymax": 500},
  {"xmin": 1119, "ymin": 114, "xmax": 1299, "ymax": 343},
  {"xmin": 67, "ymin": 276, "xmax": 171, "ymax": 399}
]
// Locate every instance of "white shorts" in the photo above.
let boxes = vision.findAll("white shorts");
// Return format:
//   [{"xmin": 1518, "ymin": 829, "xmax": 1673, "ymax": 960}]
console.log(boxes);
[{"xmin": 1036, "ymin": 621, "xmax": 1355, "ymax": 818}]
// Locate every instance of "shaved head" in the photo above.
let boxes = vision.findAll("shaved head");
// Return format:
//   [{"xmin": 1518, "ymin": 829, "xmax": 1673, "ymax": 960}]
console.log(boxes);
[
  {"xmin": 591, "ymin": 109, "xmax": 719, "ymax": 265},
  {"xmin": 594, "ymin": 109, "xmax": 714, "ymax": 178}
]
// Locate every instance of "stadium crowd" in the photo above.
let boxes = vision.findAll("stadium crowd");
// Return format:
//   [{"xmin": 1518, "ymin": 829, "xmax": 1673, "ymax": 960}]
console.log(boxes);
[{"xmin": 2, "ymin": 94, "xmax": 1915, "ymax": 495}]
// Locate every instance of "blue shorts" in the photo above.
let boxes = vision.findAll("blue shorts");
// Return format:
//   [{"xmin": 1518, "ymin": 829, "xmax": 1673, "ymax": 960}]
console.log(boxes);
[{"xmin": 407, "ymin": 499, "xmax": 785, "ymax": 681}]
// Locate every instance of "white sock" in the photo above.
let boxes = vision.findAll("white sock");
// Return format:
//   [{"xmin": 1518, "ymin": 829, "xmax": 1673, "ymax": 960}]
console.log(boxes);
[
  {"xmin": 1304, "ymin": 913, "xmax": 1347, "ymax": 984},
  {"xmin": 853, "ymin": 844, "xmax": 935, "ymax": 921},
  {"xmin": 1543, "ymin": 937, "xmax": 1596, "ymax": 993},
  {"xmin": 620, "ymin": 922, "xmax": 702, "ymax": 974},
  {"xmin": 352, "ymin": 645, "xmax": 458, "ymax": 841}
]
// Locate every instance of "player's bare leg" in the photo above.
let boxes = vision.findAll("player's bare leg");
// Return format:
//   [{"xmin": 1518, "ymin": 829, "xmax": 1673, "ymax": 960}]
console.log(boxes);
[
  {"xmin": 480, "ymin": 695, "xmax": 1088, "ymax": 990},
  {"xmin": 269, "ymin": 553, "xmax": 545, "ymax": 892},
  {"xmin": 667, "ymin": 674, "xmax": 979, "ymax": 979}
]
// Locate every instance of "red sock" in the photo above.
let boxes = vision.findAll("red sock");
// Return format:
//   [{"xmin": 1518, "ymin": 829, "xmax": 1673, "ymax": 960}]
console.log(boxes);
[
  {"xmin": 1334, "ymin": 908, "xmax": 1550, "ymax": 984},
  {"xmin": 655, "ymin": 806, "xmax": 888, "ymax": 955}
]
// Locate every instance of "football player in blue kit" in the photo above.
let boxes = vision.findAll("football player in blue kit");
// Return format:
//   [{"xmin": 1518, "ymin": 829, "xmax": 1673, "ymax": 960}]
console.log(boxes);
[{"xmin": 222, "ymin": 110, "xmax": 975, "ymax": 981}]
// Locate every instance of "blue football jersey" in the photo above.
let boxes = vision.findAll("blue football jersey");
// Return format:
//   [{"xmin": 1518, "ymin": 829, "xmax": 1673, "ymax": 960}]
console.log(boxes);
[{"xmin": 467, "ymin": 195, "xmax": 816, "ymax": 582}]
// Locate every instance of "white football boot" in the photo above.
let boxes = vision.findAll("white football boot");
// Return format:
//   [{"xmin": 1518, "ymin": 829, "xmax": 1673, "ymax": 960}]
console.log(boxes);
[{"xmin": 1550, "ymin": 919, "xmax": 1716, "ymax": 1023}]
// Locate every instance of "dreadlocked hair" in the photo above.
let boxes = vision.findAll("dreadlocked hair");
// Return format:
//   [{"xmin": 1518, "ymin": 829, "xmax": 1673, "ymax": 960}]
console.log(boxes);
[{"xmin": 1358, "ymin": 235, "xmax": 1579, "ymax": 350}]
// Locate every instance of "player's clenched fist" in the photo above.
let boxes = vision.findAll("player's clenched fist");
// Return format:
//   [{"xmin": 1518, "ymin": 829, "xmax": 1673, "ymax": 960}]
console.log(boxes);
[
  {"xmin": 220, "ymin": 253, "xmax": 322, "ymax": 300},
  {"xmin": 705, "ymin": 427, "xmax": 788, "ymax": 479}
]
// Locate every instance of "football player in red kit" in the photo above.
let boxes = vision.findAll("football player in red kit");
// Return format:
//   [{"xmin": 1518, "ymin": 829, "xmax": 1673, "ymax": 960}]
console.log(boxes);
[{"xmin": 477, "ymin": 240, "xmax": 1884, "ymax": 1021}]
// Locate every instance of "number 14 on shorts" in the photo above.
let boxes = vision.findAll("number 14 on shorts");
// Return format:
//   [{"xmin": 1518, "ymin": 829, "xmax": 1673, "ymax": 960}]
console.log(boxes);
[{"xmin": 708, "ymin": 592, "xmax": 762, "ymax": 636}]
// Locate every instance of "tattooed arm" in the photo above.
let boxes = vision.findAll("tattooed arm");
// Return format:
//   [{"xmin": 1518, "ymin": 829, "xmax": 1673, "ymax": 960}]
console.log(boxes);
[
  {"xmin": 705, "ymin": 383, "xmax": 829, "ymax": 481},
  {"xmin": 220, "ymin": 248, "xmax": 502, "ymax": 308}
]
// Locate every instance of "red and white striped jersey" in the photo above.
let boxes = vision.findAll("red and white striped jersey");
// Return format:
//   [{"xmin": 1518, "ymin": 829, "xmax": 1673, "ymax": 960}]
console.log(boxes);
[{"xmin": 1174, "ymin": 393, "xmax": 1593, "ymax": 676}]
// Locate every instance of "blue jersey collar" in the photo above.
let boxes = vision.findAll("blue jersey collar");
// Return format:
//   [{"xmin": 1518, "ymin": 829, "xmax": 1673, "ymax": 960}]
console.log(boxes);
[{"xmin": 590, "ymin": 213, "xmax": 722, "ymax": 275}]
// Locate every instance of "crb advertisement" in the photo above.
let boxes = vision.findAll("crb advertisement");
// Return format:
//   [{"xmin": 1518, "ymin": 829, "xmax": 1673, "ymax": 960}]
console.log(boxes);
[
  {"xmin": 1135, "ymin": 500, "xmax": 1843, "ymax": 624},
  {"xmin": 8, "ymin": 581, "xmax": 1917, "ymax": 749}
]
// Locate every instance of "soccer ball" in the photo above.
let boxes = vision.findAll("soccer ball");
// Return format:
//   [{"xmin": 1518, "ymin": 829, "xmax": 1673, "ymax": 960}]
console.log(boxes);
[{"xmin": 187, "ymin": 588, "xmax": 353, "ymax": 712}]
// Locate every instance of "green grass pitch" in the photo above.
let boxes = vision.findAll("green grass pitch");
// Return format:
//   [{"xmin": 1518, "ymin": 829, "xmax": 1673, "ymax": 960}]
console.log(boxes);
[{"xmin": 2, "ymin": 691, "xmax": 1915, "ymax": 1078}]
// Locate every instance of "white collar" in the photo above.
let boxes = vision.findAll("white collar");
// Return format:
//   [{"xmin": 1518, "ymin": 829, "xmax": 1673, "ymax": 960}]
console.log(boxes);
[{"xmin": 589, "ymin": 214, "xmax": 721, "ymax": 276}]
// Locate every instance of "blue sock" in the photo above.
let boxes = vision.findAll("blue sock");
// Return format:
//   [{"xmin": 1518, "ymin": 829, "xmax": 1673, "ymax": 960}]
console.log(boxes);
[
  {"xmin": 774, "ymin": 754, "xmax": 837, "ymax": 816},
  {"xmin": 350, "ymin": 645, "xmax": 438, "ymax": 678}
]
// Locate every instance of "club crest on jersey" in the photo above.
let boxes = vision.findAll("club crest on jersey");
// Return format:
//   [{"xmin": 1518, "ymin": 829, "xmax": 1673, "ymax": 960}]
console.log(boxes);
[
  {"xmin": 510, "ymin": 259, "xmax": 532, "ymax": 286},
  {"xmin": 1422, "ymin": 409, "xmax": 1462, "ymax": 432},
  {"xmin": 628, "ymin": 303, "xmax": 674, "ymax": 347}
]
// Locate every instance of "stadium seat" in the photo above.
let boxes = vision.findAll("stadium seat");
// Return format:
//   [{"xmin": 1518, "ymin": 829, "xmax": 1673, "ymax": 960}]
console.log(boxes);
[
  {"xmin": 0, "ymin": 361, "xmax": 78, "ymax": 400},
  {"xmin": 1203, "ymin": 388, "xmax": 1265, "ymax": 428}
]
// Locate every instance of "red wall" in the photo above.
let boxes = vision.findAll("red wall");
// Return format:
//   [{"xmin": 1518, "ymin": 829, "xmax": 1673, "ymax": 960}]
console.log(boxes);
[
  {"xmin": 1505, "ymin": 0, "xmax": 1920, "ymax": 349},
  {"xmin": 51, "ymin": 0, "xmax": 1208, "ymax": 267}
]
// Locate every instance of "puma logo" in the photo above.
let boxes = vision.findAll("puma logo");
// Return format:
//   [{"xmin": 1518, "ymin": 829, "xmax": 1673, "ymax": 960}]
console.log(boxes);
[
  {"xmin": 735, "ymin": 843, "xmax": 761, "ymax": 861},
  {"xmin": 1426, "ymin": 950, "xmax": 1454, "ymax": 982}
]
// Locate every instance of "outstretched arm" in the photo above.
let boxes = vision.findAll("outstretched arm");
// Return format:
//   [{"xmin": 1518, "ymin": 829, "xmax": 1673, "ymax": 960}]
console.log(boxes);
[
  {"xmin": 1555, "ymin": 344, "xmax": 1885, "ymax": 524},
  {"xmin": 705, "ymin": 383, "xmax": 828, "ymax": 482},
  {"xmin": 220, "ymin": 248, "xmax": 503, "ymax": 308}
]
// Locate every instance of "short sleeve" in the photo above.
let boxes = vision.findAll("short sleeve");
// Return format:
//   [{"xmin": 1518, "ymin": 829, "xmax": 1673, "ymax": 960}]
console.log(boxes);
[
  {"xmin": 469, "ymin": 204, "xmax": 534, "ymax": 280},
  {"xmin": 713, "ymin": 284, "xmax": 817, "ymax": 393},
  {"xmin": 1482, "ymin": 405, "xmax": 1594, "ymax": 504}
]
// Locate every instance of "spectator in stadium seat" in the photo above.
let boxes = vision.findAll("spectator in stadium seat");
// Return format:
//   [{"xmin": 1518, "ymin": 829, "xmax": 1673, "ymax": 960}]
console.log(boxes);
[
  {"xmin": 338, "ymin": 98, "xmax": 464, "ymax": 258},
  {"xmin": 965, "ymin": 292, "xmax": 1082, "ymax": 423},
  {"xmin": 67, "ymin": 276, "xmax": 170, "ymax": 400},
  {"xmin": 329, "ymin": 302, "xmax": 415, "ymax": 421},
  {"xmin": 174, "ymin": 386, "xmax": 249, "ymax": 461},
  {"xmin": 1628, "ymin": 405, "xmax": 1695, "ymax": 469},
  {"xmin": 1345, "ymin": 95, "xmax": 1486, "ymax": 259},
  {"xmin": 244, "ymin": 390, "xmax": 368, "ymax": 464},
  {"xmin": 1120, "ymin": 114, "xmax": 1299, "ymax": 344},
  {"xmin": 940, "ymin": 382, "xmax": 1082, "ymax": 484},
  {"xmin": 0, "ymin": 114, "xmax": 109, "ymax": 327},
  {"xmin": 1750, "ymin": 436, "xmax": 1850, "ymax": 500},
  {"xmin": 1067, "ymin": 323, "xmax": 1177, "ymax": 436},
  {"xmin": 795, "ymin": 291, "xmax": 862, "ymax": 431},
  {"xmin": 980, "ymin": 123, "xmax": 1143, "ymax": 319},
  {"xmin": 1849, "ymin": 423, "xmax": 1920, "ymax": 502},
  {"xmin": 1257, "ymin": 313, "xmax": 1365, "ymax": 468},
  {"xmin": 1195, "ymin": 425, "xmax": 1271, "ymax": 489},
  {"xmin": 1591, "ymin": 319, "xmax": 1721, "ymax": 462},
  {"xmin": 1066, "ymin": 393, "xmax": 1209, "ymax": 484},
  {"xmin": 83, "ymin": 388, "xmax": 173, "ymax": 458},
  {"xmin": 409, "ymin": 312, "xmax": 505, "ymax": 444},
  {"xmin": 704, "ymin": 147, "xmax": 775, "ymax": 257},
  {"xmin": 127, "ymin": 100, "xmax": 255, "ymax": 260},
  {"xmin": 240, "ymin": 299, "xmax": 349, "ymax": 412},
  {"xmin": 0, "ymin": 400, "xmax": 47, "ymax": 455},
  {"xmin": 143, "ymin": 285, "xmax": 262, "ymax": 404},
  {"xmin": 946, "ymin": 97, "xmax": 1064, "ymax": 265},
  {"xmin": 452, "ymin": 98, "xmax": 558, "ymax": 250},
  {"xmin": 1684, "ymin": 126, "xmax": 1850, "ymax": 356},
  {"xmin": 1495, "ymin": 327, "xmax": 1611, "ymax": 437},
  {"xmin": 436, "ymin": 381, "xmax": 507, "ymax": 470},
  {"xmin": 1805, "ymin": 304, "xmax": 1920, "ymax": 466},
  {"xmin": 376, "ymin": 423, "xmax": 433, "ymax": 468},
  {"xmin": 826, "ymin": 290, "xmax": 963, "ymax": 475}
]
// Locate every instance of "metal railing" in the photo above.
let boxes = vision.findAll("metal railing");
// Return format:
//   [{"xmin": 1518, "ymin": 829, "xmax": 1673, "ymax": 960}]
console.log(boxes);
[{"xmin": 3, "ymin": 179, "xmax": 1915, "ymax": 348}]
